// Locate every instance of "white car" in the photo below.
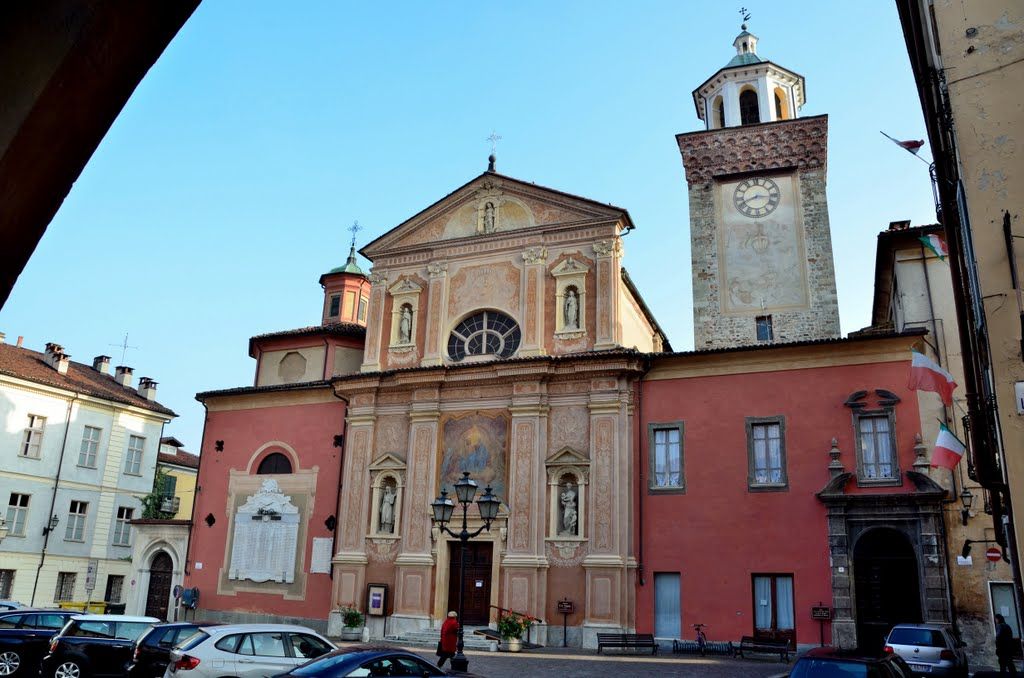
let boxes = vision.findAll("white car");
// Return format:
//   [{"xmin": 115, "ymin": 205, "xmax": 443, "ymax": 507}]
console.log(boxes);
[{"xmin": 164, "ymin": 624, "xmax": 334, "ymax": 677}]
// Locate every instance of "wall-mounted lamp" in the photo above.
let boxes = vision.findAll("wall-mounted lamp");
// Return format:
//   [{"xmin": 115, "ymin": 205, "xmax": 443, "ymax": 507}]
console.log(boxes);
[
  {"xmin": 0, "ymin": 518, "xmax": 8, "ymax": 544},
  {"xmin": 42, "ymin": 514, "xmax": 59, "ymax": 536},
  {"xmin": 960, "ymin": 487, "xmax": 975, "ymax": 525}
]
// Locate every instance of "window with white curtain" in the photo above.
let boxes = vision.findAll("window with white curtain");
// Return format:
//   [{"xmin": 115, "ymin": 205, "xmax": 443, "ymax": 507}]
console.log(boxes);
[
  {"xmin": 747, "ymin": 417, "xmax": 787, "ymax": 489},
  {"xmin": 753, "ymin": 574, "xmax": 795, "ymax": 643},
  {"xmin": 857, "ymin": 414, "xmax": 897, "ymax": 481},
  {"xmin": 648, "ymin": 423, "xmax": 684, "ymax": 492}
]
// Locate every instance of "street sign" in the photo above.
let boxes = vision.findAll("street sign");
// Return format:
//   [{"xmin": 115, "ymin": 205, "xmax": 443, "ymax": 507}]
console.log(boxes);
[
  {"xmin": 811, "ymin": 606, "xmax": 831, "ymax": 620},
  {"xmin": 987, "ymin": 546, "xmax": 1002, "ymax": 562},
  {"xmin": 85, "ymin": 559, "xmax": 98, "ymax": 592}
]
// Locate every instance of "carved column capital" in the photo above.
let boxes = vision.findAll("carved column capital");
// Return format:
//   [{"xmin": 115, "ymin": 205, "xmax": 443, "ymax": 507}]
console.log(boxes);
[
  {"xmin": 592, "ymin": 239, "xmax": 620, "ymax": 258},
  {"xmin": 426, "ymin": 261, "xmax": 448, "ymax": 278},
  {"xmin": 522, "ymin": 246, "xmax": 548, "ymax": 265},
  {"xmin": 368, "ymin": 270, "xmax": 389, "ymax": 286}
]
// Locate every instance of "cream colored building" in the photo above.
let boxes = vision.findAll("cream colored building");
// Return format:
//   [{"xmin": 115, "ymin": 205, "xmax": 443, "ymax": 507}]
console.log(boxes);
[
  {"xmin": 899, "ymin": 0, "xmax": 1024, "ymax": 648},
  {"xmin": 0, "ymin": 337, "xmax": 174, "ymax": 608}
]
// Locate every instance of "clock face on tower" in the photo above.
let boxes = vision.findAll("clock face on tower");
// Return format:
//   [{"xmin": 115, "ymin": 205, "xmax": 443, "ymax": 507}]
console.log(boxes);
[{"xmin": 733, "ymin": 177, "xmax": 781, "ymax": 218}]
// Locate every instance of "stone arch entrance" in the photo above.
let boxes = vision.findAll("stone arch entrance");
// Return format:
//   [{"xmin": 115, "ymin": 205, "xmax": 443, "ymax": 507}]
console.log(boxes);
[
  {"xmin": 145, "ymin": 551, "xmax": 173, "ymax": 620},
  {"xmin": 854, "ymin": 527, "xmax": 922, "ymax": 651}
]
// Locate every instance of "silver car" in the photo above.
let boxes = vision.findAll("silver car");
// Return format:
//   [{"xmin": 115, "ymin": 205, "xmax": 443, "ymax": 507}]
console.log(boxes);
[{"xmin": 884, "ymin": 623, "xmax": 968, "ymax": 677}]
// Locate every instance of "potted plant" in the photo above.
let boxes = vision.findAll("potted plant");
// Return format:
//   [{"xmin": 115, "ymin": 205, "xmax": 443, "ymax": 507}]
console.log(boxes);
[
  {"xmin": 497, "ymin": 612, "xmax": 533, "ymax": 652},
  {"xmin": 339, "ymin": 606, "xmax": 364, "ymax": 641}
]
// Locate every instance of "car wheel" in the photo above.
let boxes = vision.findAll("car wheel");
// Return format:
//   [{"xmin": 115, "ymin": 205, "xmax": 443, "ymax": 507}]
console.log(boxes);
[
  {"xmin": 0, "ymin": 651, "xmax": 21, "ymax": 676},
  {"xmin": 52, "ymin": 661, "xmax": 85, "ymax": 678}
]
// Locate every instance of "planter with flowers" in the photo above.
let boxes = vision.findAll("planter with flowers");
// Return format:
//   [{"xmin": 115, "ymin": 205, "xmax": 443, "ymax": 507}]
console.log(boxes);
[
  {"xmin": 497, "ymin": 612, "xmax": 533, "ymax": 652},
  {"xmin": 339, "ymin": 606, "xmax": 364, "ymax": 641}
]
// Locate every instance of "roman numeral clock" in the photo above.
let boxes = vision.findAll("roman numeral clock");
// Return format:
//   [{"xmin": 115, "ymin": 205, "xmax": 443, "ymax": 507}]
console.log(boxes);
[{"xmin": 733, "ymin": 177, "xmax": 781, "ymax": 218}]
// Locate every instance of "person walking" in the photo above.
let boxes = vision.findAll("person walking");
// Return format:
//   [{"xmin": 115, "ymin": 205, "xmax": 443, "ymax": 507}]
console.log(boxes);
[
  {"xmin": 996, "ymin": 613, "xmax": 1018, "ymax": 675},
  {"xmin": 437, "ymin": 611, "xmax": 459, "ymax": 668}
]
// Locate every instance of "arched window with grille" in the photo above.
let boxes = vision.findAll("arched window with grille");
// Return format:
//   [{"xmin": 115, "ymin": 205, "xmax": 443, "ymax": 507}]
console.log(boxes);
[
  {"xmin": 740, "ymin": 88, "xmax": 760, "ymax": 126},
  {"xmin": 256, "ymin": 452, "xmax": 292, "ymax": 474},
  {"xmin": 447, "ymin": 310, "xmax": 521, "ymax": 362}
]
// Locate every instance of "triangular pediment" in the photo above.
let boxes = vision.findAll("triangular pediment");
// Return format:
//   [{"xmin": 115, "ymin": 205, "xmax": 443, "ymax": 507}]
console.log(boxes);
[
  {"xmin": 368, "ymin": 453, "xmax": 407, "ymax": 472},
  {"xmin": 361, "ymin": 172, "xmax": 632, "ymax": 259},
  {"xmin": 546, "ymin": 446, "xmax": 590, "ymax": 467}
]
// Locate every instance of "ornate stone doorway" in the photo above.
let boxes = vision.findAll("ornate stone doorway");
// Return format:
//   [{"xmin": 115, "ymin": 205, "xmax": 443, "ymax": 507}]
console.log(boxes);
[
  {"xmin": 145, "ymin": 551, "xmax": 173, "ymax": 619},
  {"xmin": 447, "ymin": 542, "xmax": 492, "ymax": 625},
  {"xmin": 854, "ymin": 528, "xmax": 922, "ymax": 652}
]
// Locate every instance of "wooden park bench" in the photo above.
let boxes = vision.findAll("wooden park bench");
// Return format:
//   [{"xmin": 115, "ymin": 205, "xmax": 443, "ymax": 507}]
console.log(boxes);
[
  {"xmin": 596, "ymin": 633, "xmax": 658, "ymax": 654},
  {"xmin": 737, "ymin": 635, "xmax": 791, "ymax": 662}
]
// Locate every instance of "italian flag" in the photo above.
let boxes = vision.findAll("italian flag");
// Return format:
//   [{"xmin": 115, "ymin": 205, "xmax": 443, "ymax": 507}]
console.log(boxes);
[
  {"xmin": 919, "ymin": 233, "xmax": 948, "ymax": 260},
  {"xmin": 932, "ymin": 424, "xmax": 967, "ymax": 469},
  {"xmin": 909, "ymin": 350, "xmax": 957, "ymax": 405}
]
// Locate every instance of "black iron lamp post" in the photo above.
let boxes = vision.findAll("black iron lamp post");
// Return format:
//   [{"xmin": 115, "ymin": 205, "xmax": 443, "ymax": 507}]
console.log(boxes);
[
  {"xmin": 430, "ymin": 471, "xmax": 501, "ymax": 673},
  {"xmin": 959, "ymin": 486, "xmax": 975, "ymax": 525}
]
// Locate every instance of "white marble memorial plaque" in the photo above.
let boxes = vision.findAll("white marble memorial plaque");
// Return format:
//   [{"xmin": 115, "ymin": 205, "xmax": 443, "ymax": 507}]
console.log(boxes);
[
  {"xmin": 228, "ymin": 479, "xmax": 300, "ymax": 583},
  {"xmin": 310, "ymin": 537, "xmax": 332, "ymax": 574}
]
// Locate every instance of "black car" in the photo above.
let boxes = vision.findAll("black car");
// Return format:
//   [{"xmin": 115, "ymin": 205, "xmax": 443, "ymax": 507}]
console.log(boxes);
[
  {"xmin": 272, "ymin": 646, "xmax": 454, "ymax": 677},
  {"xmin": 39, "ymin": 614, "xmax": 158, "ymax": 678},
  {"xmin": 790, "ymin": 646, "xmax": 917, "ymax": 677},
  {"xmin": 0, "ymin": 609, "xmax": 80, "ymax": 677},
  {"xmin": 126, "ymin": 621, "xmax": 212, "ymax": 678}
]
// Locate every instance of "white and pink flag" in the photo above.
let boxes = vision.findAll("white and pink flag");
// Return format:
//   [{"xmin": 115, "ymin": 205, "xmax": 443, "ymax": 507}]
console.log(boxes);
[{"xmin": 909, "ymin": 350, "xmax": 957, "ymax": 406}]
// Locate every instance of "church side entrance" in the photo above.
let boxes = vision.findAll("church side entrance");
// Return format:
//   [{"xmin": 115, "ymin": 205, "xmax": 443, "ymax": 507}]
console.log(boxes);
[
  {"xmin": 145, "ymin": 551, "xmax": 173, "ymax": 620},
  {"xmin": 854, "ymin": 528, "xmax": 922, "ymax": 652},
  {"xmin": 447, "ymin": 542, "xmax": 492, "ymax": 625}
]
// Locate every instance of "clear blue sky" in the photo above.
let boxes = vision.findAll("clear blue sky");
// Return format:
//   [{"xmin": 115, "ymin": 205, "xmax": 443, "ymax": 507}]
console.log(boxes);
[{"xmin": 1, "ymin": 2, "xmax": 936, "ymax": 450}]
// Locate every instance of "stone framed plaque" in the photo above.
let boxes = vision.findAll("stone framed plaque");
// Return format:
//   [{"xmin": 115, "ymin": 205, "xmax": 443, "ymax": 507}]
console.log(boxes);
[{"xmin": 228, "ymin": 479, "xmax": 300, "ymax": 583}]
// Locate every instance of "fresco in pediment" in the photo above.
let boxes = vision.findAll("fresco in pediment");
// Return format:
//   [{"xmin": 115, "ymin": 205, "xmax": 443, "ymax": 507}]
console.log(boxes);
[{"xmin": 448, "ymin": 261, "xmax": 521, "ymax": 322}]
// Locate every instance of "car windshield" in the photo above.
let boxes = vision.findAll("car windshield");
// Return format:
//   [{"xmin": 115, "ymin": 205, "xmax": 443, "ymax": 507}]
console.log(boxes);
[
  {"xmin": 887, "ymin": 627, "xmax": 947, "ymax": 647},
  {"xmin": 790, "ymin": 658, "xmax": 887, "ymax": 677}
]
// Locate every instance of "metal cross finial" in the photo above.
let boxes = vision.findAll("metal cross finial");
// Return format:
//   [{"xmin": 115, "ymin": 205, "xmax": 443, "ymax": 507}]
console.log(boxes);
[
  {"xmin": 486, "ymin": 131, "xmax": 502, "ymax": 155},
  {"xmin": 109, "ymin": 333, "xmax": 138, "ymax": 364},
  {"xmin": 348, "ymin": 220, "xmax": 362, "ymax": 248},
  {"xmin": 739, "ymin": 6, "xmax": 751, "ymax": 28}
]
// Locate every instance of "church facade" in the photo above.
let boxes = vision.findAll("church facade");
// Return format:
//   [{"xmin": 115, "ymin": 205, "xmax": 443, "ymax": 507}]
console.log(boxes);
[{"xmin": 183, "ymin": 24, "xmax": 961, "ymax": 652}]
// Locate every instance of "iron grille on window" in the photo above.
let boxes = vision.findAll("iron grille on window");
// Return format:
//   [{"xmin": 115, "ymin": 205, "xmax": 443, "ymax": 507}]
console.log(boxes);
[
  {"xmin": 104, "ymin": 575, "xmax": 124, "ymax": 603},
  {"xmin": 0, "ymin": 570, "xmax": 13, "ymax": 599},
  {"xmin": 54, "ymin": 572, "xmax": 76, "ymax": 602}
]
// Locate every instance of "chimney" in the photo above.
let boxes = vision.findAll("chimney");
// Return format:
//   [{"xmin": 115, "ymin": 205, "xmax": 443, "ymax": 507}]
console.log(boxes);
[
  {"xmin": 16, "ymin": 336, "xmax": 23, "ymax": 347},
  {"xmin": 0, "ymin": 332, "xmax": 5, "ymax": 344},
  {"xmin": 92, "ymin": 355, "xmax": 111, "ymax": 374},
  {"xmin": 138, "ymin": 377, "xmax": 158, "ymax": 401},
  {"xmin": 114, "ymin": 366, "xmax": 134, "ymax": 387},
  {"xmin": 44, "ymin": 342, "xmax": 71, "ymax": 375}
]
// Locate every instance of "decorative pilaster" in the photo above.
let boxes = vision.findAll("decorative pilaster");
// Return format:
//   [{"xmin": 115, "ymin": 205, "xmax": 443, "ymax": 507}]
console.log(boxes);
[
  {"xmin": 592, "ymin": 239, "xmax": 622, "ymax": 351},
  {"xmin": 393, "ymin": 407, "xmax": 441, "ymax": 620},
  {"xmin": 501, "ymin": 391, "xmax": 549, "ymax": 622},
  {"xmin": 421, "ymin": 262, "xmax": 449, "ymax": 367},
  {"xmin": 518, "ymin": 246, "xmax": 548, "ymax": 357},
  {"xmin": 360, "ymin": 271, "xmax": 389, "ymax": 372},
  {"xmin": 331, "ymin": 408, "xmax": 375, "ymax": 611}
]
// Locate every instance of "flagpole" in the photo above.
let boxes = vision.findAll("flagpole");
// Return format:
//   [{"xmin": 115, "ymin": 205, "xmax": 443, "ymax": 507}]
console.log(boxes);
[{"xmin": 880, "ymin": 131, "xmax": 932, "ymax": 165}]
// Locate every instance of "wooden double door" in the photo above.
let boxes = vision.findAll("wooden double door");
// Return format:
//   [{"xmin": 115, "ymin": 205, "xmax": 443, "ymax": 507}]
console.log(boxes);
[{"xmin": 447, "ymin": 542, "xmax": 492, "ymax": 625}]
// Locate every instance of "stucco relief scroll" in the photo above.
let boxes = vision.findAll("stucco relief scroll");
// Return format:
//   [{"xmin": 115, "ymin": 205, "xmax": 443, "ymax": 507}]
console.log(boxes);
[
  {"xmin": 341, "ymin": 430, "xmax": 371, "ymax": 551},
  {"xmin": 407, "ymin": 426, "xmax": 434, "ymax": 553},
  {"xmin": 593, "ymin": 419, "xmax": 614, "ymax": 552},
  {"xmin": 511, "ymin": 421, "xmax": 535, "ymax": 552},
  {"xmin": 549, "ymin": 406, "xmax": 588, "ymax": 453}
]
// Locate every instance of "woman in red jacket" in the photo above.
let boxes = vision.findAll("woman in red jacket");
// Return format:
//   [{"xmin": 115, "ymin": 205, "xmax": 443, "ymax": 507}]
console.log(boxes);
[{"xmin": 436, "ymin": 611, "xmax": 459, "ymax": 668}]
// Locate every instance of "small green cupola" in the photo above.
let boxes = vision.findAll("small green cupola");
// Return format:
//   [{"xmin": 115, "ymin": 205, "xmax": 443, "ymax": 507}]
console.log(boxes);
[{"xmin": 319, "ymin": 222, "xmax": 372, "ymax": 326}]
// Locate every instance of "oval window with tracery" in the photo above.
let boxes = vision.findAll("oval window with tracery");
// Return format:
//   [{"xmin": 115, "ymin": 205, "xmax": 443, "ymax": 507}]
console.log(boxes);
[{"xmin": 447, "ymin": 310, "xmax": 521, "ymax": 362}]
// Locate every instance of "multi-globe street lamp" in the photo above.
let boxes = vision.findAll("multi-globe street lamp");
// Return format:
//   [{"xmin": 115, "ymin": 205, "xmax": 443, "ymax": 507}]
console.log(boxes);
[{"xmin": 430, "ymin": 471, "xmax": 501, "ymax": 673}]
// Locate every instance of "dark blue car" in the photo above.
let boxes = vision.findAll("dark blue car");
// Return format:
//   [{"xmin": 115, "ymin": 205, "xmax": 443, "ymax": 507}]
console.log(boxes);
[{"xmin": 272, "ymin": 646, "xmax": 454, "ymax": 677}]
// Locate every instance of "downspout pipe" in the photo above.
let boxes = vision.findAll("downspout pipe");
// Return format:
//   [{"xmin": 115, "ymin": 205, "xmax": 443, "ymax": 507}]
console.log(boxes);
[
  {"xmin": 31, "ymin": 392, "xmax": 79, "ymax": 606},
  {"xmin": 330, "ymin": 387, "xmax": 350, "ymax": 582}
]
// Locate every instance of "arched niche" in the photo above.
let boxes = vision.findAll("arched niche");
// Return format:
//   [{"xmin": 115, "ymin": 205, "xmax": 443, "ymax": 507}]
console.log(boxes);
[
  {"xmin": 545, "ymin": 447, "xmax": 589, "ymax": 540},
  {"xmin": 367, "ymin": 453, "xmax": 406, "ymax": 538}
]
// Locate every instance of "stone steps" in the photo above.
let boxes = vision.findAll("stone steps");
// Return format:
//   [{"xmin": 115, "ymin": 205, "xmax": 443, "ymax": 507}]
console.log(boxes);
[{"xmin": 385, "ymin": 627, "xmax": 497, "ymax": 651}]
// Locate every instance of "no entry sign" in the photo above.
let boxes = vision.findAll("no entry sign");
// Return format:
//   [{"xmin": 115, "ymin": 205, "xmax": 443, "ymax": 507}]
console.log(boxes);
[{"xmin": 987, "ymin": 546, "xmax": 1002, "ymax": 562}]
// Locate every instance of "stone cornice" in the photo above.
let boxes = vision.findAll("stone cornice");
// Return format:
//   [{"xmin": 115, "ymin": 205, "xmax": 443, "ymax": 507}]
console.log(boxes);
[{"xmin": 676, "ymin": 115, "xmax": 828, "ymax": 185}]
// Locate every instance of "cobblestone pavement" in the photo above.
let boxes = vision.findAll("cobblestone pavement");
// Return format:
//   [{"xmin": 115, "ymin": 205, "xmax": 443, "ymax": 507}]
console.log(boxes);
[{"xmin": 397, "ymin": 646, "xmax": 790, "ymax": 677}]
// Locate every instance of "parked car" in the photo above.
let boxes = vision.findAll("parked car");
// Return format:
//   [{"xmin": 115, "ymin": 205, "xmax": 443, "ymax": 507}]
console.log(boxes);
[
  {"xmin": 0, "ymin": 602, "xmax": 25, "ymax": 612},
  {"xmin": 271, "ymin": 646, "xmax": 450, "ymax": 677},
  {"xmin": 128, "ymin": 622, "xmax": 215, "ymax": 678},
  {"xmin": 40, "ymin": 614, "xmax": 159, "ymax": 678},
  {"xmin": 884, "ymin": 623, "xmax": 969, "ymax": 677},
  {"xmin": 789, "ymin": 646, "xmax": 916, "ymax": 677},
  {"xmin": 0, "ymin": 609, "xmax": 80, "ymax": 677},
  {"xmin": 164, "ymin": 624, "xmax": 334, "ymax": 677}
]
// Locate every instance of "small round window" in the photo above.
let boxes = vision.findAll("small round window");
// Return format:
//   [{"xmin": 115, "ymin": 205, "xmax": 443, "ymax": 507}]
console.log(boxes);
[{"xmin": 447, "ymin": 310, "xmax": 521, "ymax": 362}]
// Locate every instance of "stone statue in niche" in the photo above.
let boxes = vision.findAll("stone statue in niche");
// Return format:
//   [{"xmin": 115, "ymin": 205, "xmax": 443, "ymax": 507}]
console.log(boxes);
[
  {"xmin": 483, "ymin": 202, "xmax": 496, "ymax": 233},
  {"xmin": 379, "ymin": 484, "xmax": 396, "ymax": 533},
  {"xmin": 563, "ymin": 288, "xmax": 579, "ymax": 330},
  {"xmin": 399, "ymin": 306, "xmax": 412, "ymax": 344},
  {"xmin": 559, "ymin": 482, "xmax": 578, "ymax": 536}
]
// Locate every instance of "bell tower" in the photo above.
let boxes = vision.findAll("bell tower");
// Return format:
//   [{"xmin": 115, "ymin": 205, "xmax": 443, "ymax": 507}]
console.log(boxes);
[{"xmin": 678, "ymin": 21, "xmax": 840, "ymax": 349}]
